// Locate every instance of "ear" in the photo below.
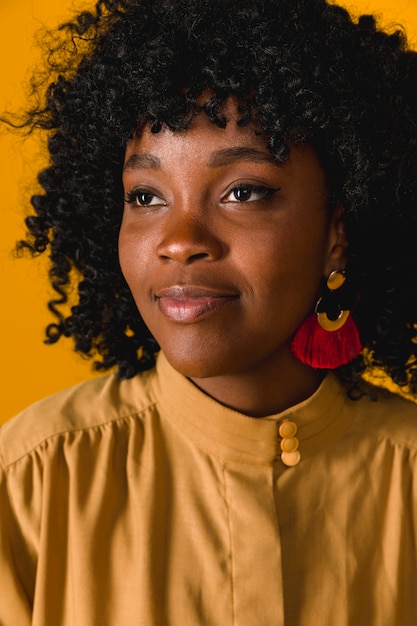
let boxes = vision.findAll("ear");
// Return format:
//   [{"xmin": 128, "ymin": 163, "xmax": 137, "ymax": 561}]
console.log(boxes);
[{"xmin": 323, "ymin": 205, "xmax": 348, "ymax": 276}]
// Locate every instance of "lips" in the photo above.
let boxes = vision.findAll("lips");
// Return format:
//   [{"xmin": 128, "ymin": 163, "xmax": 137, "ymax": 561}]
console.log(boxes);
[{"xmin": 155, "ymin": 285, "xmax": 239, "ymax": 323}]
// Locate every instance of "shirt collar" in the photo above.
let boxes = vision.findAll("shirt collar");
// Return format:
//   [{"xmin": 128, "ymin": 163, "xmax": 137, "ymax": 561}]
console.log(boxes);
[{"xmin": 151, "ymin": 352, "xmax": 349, "ymax": 467}]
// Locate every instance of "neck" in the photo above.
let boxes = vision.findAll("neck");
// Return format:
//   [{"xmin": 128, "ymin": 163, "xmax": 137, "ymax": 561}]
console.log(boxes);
[{"xmin": 190, "ymin": 352, "xmax": 324, "ymax": 417}]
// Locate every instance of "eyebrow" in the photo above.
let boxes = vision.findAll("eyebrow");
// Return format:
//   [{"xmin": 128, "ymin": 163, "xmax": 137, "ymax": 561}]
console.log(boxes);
[
  {"xmin": 123, "ymin": 154, "xmax": 161, "ymax": 171},
  {"xmin": 208, "ymin": 147, "xmax": 279, "ymax": 167},
  {"xmin": 123, "ymin": 146, "xmax": 279, "ymax": 172}
]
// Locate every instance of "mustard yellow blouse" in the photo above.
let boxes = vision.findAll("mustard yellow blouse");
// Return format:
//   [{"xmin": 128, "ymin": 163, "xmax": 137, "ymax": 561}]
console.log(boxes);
[{"xmin": 1, "ymin": 352, "xmax": 417, "ymax": 625}]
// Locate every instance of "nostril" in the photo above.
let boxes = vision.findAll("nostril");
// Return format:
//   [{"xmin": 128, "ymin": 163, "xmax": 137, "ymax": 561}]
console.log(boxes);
[
  {"xmin": 188, "ymin": 252, "xmax": 209, "ymax": 261},
  {"xmin": 160, "ymin": 250, "xmax": 210, "ymax": 263}
]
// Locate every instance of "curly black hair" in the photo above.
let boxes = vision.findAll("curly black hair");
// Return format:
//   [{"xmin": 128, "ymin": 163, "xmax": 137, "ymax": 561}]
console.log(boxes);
[{"xmin": 7, "ymin": 0, "xmax": 417, "ymax": 390}]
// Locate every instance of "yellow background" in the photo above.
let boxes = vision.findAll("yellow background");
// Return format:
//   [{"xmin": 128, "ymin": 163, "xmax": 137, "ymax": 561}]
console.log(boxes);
[{"xmin": 1, "ymin": 0, "xmax": 417, "ymax": 423}]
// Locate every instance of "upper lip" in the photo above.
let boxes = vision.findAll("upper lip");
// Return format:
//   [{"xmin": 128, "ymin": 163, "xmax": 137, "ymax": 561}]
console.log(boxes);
[{"xmin": 155, "ymin": 285, "xmax": 239, "ymax": 300}]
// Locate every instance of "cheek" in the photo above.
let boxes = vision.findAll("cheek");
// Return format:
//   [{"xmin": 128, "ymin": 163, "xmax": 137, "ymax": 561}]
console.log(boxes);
[
  {"xmin": 118, "ymin": 227, "xmax": 133, "ymax": 284},
  {"xmin": 247, "ymin": 223, "xmax": 327, "ymax": 286},
  {"xmin": 118, "ymin": 222, "xmax": 150, "ymax": 298},
  {"xmin": 247, "ymin": 226, "xmax": 329, "ymax": 328}
]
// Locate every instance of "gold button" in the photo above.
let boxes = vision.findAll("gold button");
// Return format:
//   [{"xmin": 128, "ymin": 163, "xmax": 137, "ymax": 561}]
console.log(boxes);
[
  {"xmin": 279, "ymin": 420, "xmax": 297, "ymax": 438},
  {"xmin": 281, "ymin": 450, "xmax": 301, "ymax": 467},
  {"xmin": 280, "ymin": 436, "xmax": 299, "ymax": 453}
]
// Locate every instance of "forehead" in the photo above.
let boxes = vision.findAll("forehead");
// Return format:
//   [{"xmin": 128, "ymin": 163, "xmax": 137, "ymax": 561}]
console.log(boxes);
[{"xmin": 125, "ymin": 107, "xmax": 270, "ymax": 166}]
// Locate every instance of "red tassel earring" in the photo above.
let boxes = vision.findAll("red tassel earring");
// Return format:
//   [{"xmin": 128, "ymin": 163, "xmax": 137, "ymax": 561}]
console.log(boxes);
[{"xmin": 291, "ymin": 270, "xmax": 362, "ymax": 369}]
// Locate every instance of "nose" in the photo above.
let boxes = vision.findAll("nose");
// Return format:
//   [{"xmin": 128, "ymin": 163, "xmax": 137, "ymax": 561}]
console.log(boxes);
[{"xmin": 156, "ymin": 210, "xmax": 224, "ymax": 264}]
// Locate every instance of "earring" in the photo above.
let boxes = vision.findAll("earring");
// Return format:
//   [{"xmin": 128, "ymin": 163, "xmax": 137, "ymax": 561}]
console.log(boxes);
[{"xmin": 291, "ymin": 270, "xmax": 362, "ymax": 369}]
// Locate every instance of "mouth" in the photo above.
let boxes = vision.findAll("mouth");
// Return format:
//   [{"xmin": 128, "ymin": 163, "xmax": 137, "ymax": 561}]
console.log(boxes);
[{"xmin": 155, "ymin": 285, "xmax": 239, "ymax": 323}]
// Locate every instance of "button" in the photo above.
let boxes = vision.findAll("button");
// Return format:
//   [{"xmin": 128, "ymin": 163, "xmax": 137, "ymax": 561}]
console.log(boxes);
[
  {"xmin": 280, "ymin": 436, "xmax": 299, "ymax": 453},
  {"xmin": 281, "ymin": 450, "xmax": 301, "ymax": 467},
  {"xmin": 279, "ymin": 420, "xmax": 297, "ymax": 438},
  {"xmin": 278, "ymin": 420, "xmax": 300, "ymax": 466}
]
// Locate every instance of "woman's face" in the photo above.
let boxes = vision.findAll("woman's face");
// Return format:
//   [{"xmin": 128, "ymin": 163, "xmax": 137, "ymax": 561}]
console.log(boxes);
[{"xmin": 119, "ymin": 104, "xmax": 346, "ymax": 381}]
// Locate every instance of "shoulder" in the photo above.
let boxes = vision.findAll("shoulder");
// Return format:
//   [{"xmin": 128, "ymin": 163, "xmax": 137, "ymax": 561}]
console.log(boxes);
[
  {"xmin": 0, "ymin": 368, "xmax": 157, "ymax": 469},
  {"xmin": 346, "ymin": 379, "xmax": 417, "ymax": 452}
]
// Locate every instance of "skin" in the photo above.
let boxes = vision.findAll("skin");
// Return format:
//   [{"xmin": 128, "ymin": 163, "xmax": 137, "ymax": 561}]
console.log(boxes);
[{"xmin": 119, "ymin": 103, "xmax": 347, "ymax": 416}]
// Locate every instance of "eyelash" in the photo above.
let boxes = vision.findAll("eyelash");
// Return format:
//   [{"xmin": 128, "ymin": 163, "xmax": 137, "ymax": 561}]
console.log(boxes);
[{"xmin": 124, "ymin": 184, "xmax": 279, "ymax": 207}]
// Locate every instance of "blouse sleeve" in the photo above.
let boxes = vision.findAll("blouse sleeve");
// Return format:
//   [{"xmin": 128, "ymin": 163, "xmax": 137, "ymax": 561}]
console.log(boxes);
[{"xmin": 0, "ymin": 462, "xmax": 34, "ymax": 625}]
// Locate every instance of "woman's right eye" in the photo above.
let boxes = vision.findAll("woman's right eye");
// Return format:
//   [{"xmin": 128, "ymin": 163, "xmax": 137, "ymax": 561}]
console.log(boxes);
[{"xmin": 124, "ymin": 189, "xmax": 165, "ymax": 207}]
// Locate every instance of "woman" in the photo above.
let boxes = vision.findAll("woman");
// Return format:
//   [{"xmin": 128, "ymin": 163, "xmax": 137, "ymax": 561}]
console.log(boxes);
[{"xmin": 1, "ymin": 0, "xmax": 417, "ymax": 623}]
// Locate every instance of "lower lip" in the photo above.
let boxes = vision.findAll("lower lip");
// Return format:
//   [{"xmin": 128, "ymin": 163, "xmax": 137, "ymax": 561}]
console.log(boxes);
[{"xmin": 157, "ymin": 296, "xmax": 237, "ymax": 322}]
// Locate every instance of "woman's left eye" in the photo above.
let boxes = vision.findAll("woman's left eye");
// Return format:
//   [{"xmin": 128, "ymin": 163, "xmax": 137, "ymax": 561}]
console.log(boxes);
[{"xmin": 223, "ymin": 185, "xmax": 278, "ymax": 203}]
